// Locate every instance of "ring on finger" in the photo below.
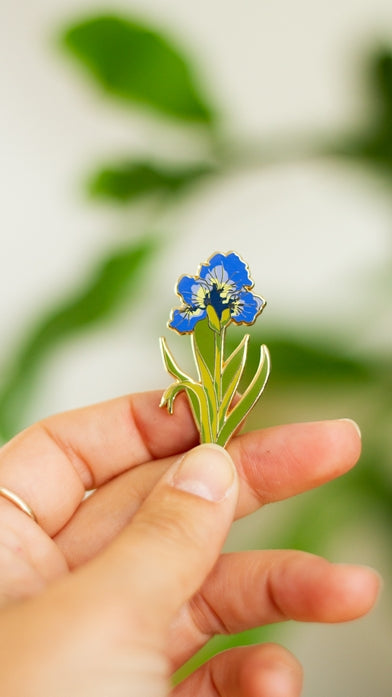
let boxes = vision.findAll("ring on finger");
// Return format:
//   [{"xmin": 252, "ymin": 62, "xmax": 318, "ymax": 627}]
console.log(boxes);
[{"xmin": 0, "ymin": 487, "xmax": 37, "ymax": 522}]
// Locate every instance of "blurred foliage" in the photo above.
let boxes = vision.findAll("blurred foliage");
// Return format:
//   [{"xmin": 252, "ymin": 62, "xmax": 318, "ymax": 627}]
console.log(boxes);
[
  {"xmin": 335, "ymin": 48, "xmax": 392, "ymax": 176},
  {"xmin": 1, "ymin": 8, "xmax": 391, "ymax": 686},
  {"xmin": 237, "ymin": 332, "xmax": 375, "ymax": 386},
  {"xmin": 0, "ymin": 238, "xmax": 157, "ymax": 441},
  {"xmin": 88, "ymin": 159, "xmax": 213, "ymax": 203},
  {"xmin": 61, "ymin": 15, "xmax": 215, "ymax": 123}
]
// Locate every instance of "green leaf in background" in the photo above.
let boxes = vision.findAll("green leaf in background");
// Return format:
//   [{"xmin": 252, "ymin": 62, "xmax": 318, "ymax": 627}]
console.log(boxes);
[
  {"xmin": 88, "ymin": 160, "xmax": 213, "ymax": 203},
  {"xmin": 370, "ymin": 49, "xmax": 392, "ymax": 123},
  {"xmin": 336, "ymin": 49, "xmax": 392, "ymax": 174},
  {"xmin": 231, "ymin": 332, "xmax": 375, "ymax": 388},
  {"xmin": 173, "ymin": 625, "xmax": 281, "ymax": 686},
  {"xmin": 0, "ymin": 237, "xmax": 157, "ymax": 441},
  {"xmin": 61, "ymin": 15, "xmax": 215, "ymax": 123}
]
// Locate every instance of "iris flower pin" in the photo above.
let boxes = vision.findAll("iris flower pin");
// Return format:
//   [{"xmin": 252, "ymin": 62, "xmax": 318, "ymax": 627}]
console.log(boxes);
[{"xmin": 160, "ymin": 251, "xmax": 270, "ymax": 447}]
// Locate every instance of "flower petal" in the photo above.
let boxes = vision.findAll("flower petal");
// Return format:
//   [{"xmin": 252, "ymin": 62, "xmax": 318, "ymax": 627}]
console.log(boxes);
[
  {"xmin": 231, "ymin": 291, "xmax": 265, "ymax": 325},
  {"xmin": 199, "ymin": 252, "xmax": 253, "ymax": 292},
  {"xmin": 169, "ymin": 306, "xmax": 207, "ymax": 334},
  {"xmin": 177, "ymin": 275, "xmax": 207, "ymax": 308}
]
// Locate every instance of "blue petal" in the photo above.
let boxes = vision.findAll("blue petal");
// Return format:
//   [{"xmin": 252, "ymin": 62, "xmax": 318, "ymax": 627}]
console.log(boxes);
[
  {"xmin": 177, "ymin": 275, "xmax": 205, "ymax": 307},
  {"xmin": 231, "ymin": 291, "xmax": 265, "ymax": 325},
  {"xmin": 169, "ymin": 306, "xmax": 207, "ymax": 334},
  {"xmin": 199, "ymin": 252, "xmax": 252, "ymax": 291}
]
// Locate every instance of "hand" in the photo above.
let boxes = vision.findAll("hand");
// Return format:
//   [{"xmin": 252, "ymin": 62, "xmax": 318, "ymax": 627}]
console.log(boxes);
[{"xmin": 0, "ymin": 392, "xmax": 380, "ymax": 696}]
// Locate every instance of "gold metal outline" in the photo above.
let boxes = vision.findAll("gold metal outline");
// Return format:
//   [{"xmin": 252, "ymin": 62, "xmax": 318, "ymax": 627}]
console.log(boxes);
[{"xmin": 0, "ymin": 487, "xmax": 37, "ymax": 522}]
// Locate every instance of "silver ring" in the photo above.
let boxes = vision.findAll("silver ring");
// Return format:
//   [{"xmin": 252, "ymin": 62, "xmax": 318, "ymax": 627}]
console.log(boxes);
[{"xmin": 0, "ymin": 487, "xmax": 37, "ymax": 522}]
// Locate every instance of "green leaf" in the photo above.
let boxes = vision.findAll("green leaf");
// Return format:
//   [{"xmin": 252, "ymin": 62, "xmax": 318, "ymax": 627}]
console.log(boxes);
[
  {"xmin": 61, "ymin": 15, "xmax": 215, "ymax": 123},
  {"xmin": 371, "ymin": 49, "xmax": 392, "ymax": 120},
  {"xmin": 174, "ymin": 625, "xmax": 280, "ymax": 685},
  {"xmin": 88, "ymin": 160, "xmax": 213, "ymax": 203},
  {"xmin": 333, "ymin": 48, "xmax": 392, "ymax": 176},
  {"xmin": 0, "ymin": 238, "xmax": 157, "ymax": 441},
  {"xmin": 159, "ymin": 337, "xmax": 194, "ymax": 384},
  {"xmin": 160, "ymin": 381, "xmax": 202, "ymax": 433},
  {"xmin": 160, "ymin": 336, "xmax": 214, "ymax": 442},
  {"xmin": 219, "ymin": 334, "xmax": 249, "ymax": 422},
  {"xmin": 191, "ymin": 333, "xmax": 217, "ymax": 436},
  {"xmin": 193, "ymin": 318, "xmax": 215, "ymax": 377},
  {"xmin": 220, "ymin": 307, "xmax": 231, "ymax": 328},
  {"xmin": 182, "ymin": 383, "xmax": 213, "ymax": 442},
  {"xmin": 206, "ymin": 305, "xmax": 221, "ymax": 333},
  {"xmin": 233, "ymin": 332, "xmax": 374, "ymax": 388},
  {"xmin": 160, "ymin": 377, "xmax": 213, "ymax": 443},
  {"xmin": 217, "ymin": 344, "xmax": 270, "ymax": 447}
]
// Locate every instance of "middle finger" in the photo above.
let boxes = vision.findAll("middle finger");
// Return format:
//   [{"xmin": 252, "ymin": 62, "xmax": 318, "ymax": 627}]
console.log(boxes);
[{"xmin": 167, "ymin": 550, "xmax": 380, "ymax": 669}]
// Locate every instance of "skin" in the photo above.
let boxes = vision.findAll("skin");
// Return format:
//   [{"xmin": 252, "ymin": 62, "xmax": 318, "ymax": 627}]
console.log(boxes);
[{"xmin": 0, "ymin": 390, "xmax": 380, "ymax": 696}]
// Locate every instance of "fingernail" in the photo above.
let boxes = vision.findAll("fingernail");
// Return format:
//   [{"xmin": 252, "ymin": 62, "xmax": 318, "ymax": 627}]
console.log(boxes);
[
  {"xmin": 172, "ymin": 444, "xmax": 236, "ymax": 502},
  {"xmin": 339, "ymin": 418, "xmax": 361, "ymax": 439}
]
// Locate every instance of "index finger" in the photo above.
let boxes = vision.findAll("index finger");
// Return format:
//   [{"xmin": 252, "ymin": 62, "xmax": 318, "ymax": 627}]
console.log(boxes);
[{"xmin": 0, "ymin": 391, "xmax": 198, "ymax": 536}]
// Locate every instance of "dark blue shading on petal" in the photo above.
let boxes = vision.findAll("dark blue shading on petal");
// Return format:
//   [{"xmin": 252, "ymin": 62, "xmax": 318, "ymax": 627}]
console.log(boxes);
[
  {"xmin": 169, "ymin": 306, "xmax": 207, "ymax": 333},
  {"xmin": 231, "ymin": 291, "xmax": 265, "ymax": 325}
]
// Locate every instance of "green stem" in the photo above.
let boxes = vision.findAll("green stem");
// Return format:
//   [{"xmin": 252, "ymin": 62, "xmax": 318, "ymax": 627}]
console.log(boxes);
[{"xmin": 214, "ymin": 327, "xmax": 225, "ymax": 439}]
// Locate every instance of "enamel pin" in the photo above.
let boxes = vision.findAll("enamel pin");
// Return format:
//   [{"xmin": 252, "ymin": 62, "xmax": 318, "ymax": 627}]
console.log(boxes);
[{"xmin": 160, "ymin": 251, "xmax": 270, "ymax": 447}]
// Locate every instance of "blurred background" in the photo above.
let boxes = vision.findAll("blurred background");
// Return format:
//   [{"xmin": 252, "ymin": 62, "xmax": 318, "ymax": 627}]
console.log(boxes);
[{"xmin": 1, "ymin": 1, "xmax": 391, "ymax": 694}]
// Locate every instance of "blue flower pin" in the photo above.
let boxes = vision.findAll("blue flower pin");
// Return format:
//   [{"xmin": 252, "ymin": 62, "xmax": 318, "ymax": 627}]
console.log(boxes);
[{"xmin": 160, "ymin": 251, "xmax": 270, "ymax": 447}]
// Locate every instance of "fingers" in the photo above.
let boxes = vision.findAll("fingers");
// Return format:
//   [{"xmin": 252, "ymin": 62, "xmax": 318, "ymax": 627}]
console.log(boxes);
[
  {"xmin": 0, "ymin": 391, "xmax": 197, "ymax": 536},
  {"xmin": 54, "ymin": 459, "xmax": 163, "ymax": 567},
  {"xmin": 172, "ymin": 644, "xmax": 303, "ymax": 697},
  {"xmin": 0, "ymin": 505, "xmax": 68, "ymax": 608},
  {"xmin": 73, "ymin": 444, "xmax": 239, "ymax": 639},
  {"xmin": 199, "ymin": 551, "xmax": 380, "ymax": 625},
  {"xmin": 55, "ymin": 419, "xmax": 361, "ymax": 568},
  {"xmin": 0, "ymin": 544, "xmax": 45, "ymax": 605},
  {"xmin": 0, "ymin": 383, "xmax": 361, "ymax": 542},
  {"xmin": 169, "ymin": 550, "xmax": 381, "ymax": 666},
  {"xmin": 0, "ymin": 445, "xmax": 238, "ymax": 694},
  {"xmin": 230, "ymin": 417, "xmax": 362, "ymax": 514}
]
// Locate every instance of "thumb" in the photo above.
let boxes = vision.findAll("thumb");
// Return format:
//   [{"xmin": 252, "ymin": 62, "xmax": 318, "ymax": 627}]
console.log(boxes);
[{"xmin": 82, "ymin": 444, "xmax": 238, "ymax": 635}]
